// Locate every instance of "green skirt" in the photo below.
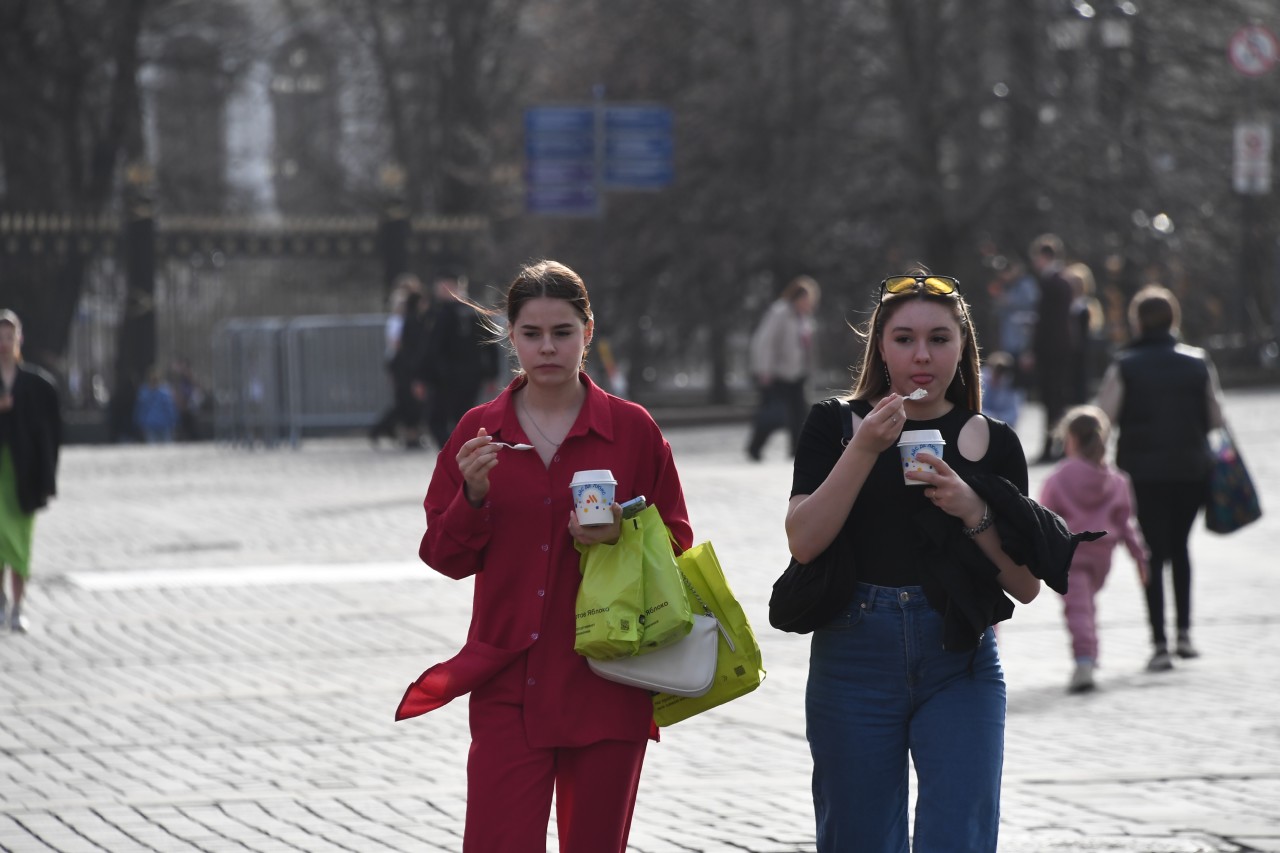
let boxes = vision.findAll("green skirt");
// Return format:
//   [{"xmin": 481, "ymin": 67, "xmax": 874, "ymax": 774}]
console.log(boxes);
[{"xmin": 0, "ymin": 446, "xmax": 34, "ymax": 577}]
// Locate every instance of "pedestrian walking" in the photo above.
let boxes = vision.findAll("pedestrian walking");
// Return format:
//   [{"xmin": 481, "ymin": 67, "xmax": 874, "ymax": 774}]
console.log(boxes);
[
  {"xmin": 168, "ymin": 357, "xmax": 207, "ymax": 441},
  {"xmin": 369, "ymin": 273, "xmax": 427, "ymax": 447},
  {"xmin": 1096, "ymin": 284, "xmax": 1224, "ymax": 672},
  {"xmin": 394, "ymin": 259, "xmax": 694, "ymax": 853},
  {"xmin": 1038, "ymin": 405, "xmax": 1148, "ymax": 693},
  {"xmin": 0, "ymin": 310, "xmax": 62, "ymax": 634},
  {"xmin": 422, "ymin": 269, "xmax": 500, "ymax": 450},
  {"xmin": 786, "ymin": 269, "xmax": 1074, "ymax": 851},
  {"xmin": 1024, "ymin": 233, "xmax": 1074, "ymax": 463},
  {"xmin": 986, "ymin": 256, "xmax": 1039, "ymax": 391},
  {"xmin": 133, "ymin": 366, "xmax": 179, "ymax": 444},
  {"xmin": 981, "ymin": 350, "xmax": 1023, "ymax": 427},
  {"xmin": 1063, "ymin": 261, "xmax": 1105, "ymax": 405},
  {"xmin": 746, "ymin": 275, "xmax": 820, "ymax": 461}
]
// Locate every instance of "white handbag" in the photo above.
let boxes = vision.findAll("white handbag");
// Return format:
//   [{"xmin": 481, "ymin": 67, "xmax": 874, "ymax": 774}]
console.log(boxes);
[{"xmin": 587, "ymin": 613, "xmax": 719, "ymax": 697}]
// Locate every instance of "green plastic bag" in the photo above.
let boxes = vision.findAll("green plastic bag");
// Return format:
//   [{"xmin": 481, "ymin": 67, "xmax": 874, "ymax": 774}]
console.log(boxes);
[
  {"xmin": 652, "ymin": 541, "xmax": 765, "ymax": 726},
  {"xmin": 574, "ymin": 503, "xmax": 694, "ymax": 660},
  {"xmin": 574, "ymin": 527, "xmax": 644, "ymax": 660},
  {"xmin": 632, "ymin": 503, "xmax": 695, "ymax": 654}
]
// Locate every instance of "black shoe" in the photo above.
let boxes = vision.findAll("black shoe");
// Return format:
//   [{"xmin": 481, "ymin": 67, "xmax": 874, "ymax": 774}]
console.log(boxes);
[{"xmin": 746, "ymin": 446, "xmax": 762, "ymax": 462}]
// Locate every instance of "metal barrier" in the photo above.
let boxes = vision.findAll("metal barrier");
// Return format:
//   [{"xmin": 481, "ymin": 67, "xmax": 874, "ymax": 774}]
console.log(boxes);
[
  {"xmin": 213, "ymin": 314, "xmax": 390, "ymax": 447},
  {"xmin": 283, "ymin": 315, "xmax": 389, "ymax": 445}
]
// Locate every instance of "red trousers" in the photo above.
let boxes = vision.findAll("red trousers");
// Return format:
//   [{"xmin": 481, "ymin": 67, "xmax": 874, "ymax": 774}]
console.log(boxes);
[{"xmin": 464, "ymin": 697, "xmax": 647, "ymax": 853}]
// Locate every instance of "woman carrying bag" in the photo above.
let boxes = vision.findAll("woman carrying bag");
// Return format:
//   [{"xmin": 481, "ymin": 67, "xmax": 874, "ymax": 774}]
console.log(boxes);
[
  {"xmin": 394, "ymin": 260, "xmax": 693, "ymax": 853},
  {"xmin": 1095, "ymin": 284, "xmax": 1225, "ymax": 671},
  {"xmin": 786, "ymin": 271, "xmax": 1080, "ymax": 851}
]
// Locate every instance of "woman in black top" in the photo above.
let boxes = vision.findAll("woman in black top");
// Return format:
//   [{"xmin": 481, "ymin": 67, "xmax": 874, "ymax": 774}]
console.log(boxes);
[{"xmin": 786, "ymin": 272, "xmax": 1041, "ymax": 851}]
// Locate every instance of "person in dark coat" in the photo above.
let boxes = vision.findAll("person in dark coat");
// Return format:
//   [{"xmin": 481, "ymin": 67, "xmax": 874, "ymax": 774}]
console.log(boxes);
[
  {"xmin": 1024, "ymin": 233, "xmax": 1075, "ymax": 463},
  {"xmin": 421, "ymin": 271, "xmax": 500, "ymax": 450},
  {"xmin": 370, "ymin": 274, "xmax": 428, "ymax": 448},
  {"xmin": 0, "ymin": 310, "xmax": 62, "ymax": 634},
  {"xmin": 1096, "ymin": 284, "xmax": 1224, "ymax": 672}
]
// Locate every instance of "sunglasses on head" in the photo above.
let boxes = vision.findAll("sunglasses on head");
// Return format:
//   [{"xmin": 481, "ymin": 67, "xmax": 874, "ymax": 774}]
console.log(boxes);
[{"xmin": 879, "ymin": 275, "xmax": 960, "ymax": 300}]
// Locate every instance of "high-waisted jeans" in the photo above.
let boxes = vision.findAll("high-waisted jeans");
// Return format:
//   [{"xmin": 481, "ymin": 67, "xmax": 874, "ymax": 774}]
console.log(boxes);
[{"xmin": 807, "ymin": 583, "xmax": 1005, "ymax": 852}]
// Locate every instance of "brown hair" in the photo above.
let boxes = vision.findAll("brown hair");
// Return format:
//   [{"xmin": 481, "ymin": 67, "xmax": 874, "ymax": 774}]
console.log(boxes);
[
  {"xmin": 1057, "ymin": 404, "xmax": 1110, "ymax": 463},
  {"xmin": 1128, "ymin": 284, "xmax": 1179, "ymax": 338},
  {"xmin": 463, "ymin": 260, "xmax": 595, "ymax": 371},
  {"xmin": 850, "ymin": 268, "xmax": 982, "ymax": 411}
]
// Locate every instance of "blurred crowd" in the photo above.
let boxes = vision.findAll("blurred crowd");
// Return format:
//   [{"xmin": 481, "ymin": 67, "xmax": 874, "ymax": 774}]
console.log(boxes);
[{"xmin": 368, "ymin": 269, "xmax": 500, "ymax": 452}]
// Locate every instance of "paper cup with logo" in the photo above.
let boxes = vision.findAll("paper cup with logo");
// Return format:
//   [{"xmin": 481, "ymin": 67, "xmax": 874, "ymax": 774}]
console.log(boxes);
[
  {"xmin": 570, "ymin": 469, "xmax": 618, "ymax": 526},
  {"xmin": 897, "ymin": 429, "xmax": 946, "ymax": 485}
]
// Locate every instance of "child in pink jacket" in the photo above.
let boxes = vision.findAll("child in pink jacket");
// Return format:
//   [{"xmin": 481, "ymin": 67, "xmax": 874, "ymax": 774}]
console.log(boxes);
[{"xmin": 1039, "ymin": 405, "xmax": 1149, "ymax": 693}]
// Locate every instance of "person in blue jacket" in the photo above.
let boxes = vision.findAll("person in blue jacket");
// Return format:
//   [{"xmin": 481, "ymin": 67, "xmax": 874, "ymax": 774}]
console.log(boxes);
[{"xmin": 133, "ymin": 366, "xmax": 179, "ymax": 443}]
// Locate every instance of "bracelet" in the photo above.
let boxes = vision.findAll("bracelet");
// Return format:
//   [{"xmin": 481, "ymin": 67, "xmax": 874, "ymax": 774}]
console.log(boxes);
[{"xmin": 962, "ymin": 504, "xmax": 993, "ymax": 538}]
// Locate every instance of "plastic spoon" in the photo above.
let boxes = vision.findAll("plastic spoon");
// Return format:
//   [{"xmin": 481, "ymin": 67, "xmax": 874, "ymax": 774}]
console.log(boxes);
[
  {"xmin": 491, "ymin": 441, "xmax": 535, "ymax": 450},
  {"xmin": 906, "ymin": 388, "xmax": 929, "ymax": 401}
]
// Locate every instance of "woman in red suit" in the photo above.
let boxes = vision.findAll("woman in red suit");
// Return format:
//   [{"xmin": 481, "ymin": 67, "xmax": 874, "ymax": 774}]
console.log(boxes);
[{"xmin": 395, "ymin": 260, "xmax": 693, "ymax": 853}]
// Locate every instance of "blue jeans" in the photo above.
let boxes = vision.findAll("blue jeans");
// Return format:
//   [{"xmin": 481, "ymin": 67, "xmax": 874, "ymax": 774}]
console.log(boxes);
[{"xmin": 807, "ymin": 583, "xmax": 1005, "ymax": 852}]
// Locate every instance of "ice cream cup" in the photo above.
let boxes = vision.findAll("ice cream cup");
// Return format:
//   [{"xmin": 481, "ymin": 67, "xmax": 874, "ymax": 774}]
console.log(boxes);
[
  {"xmin": 570, "ymin": 469, "xmax": 618, "ymax": 525},
  {"xmin": 897, "ymin": 430, "xmax": 946, "ymax": 485}
]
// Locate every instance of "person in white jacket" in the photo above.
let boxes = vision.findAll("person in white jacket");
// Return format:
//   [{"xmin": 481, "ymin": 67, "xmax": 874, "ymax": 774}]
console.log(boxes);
[
  {"xmin": 1038, "ymin": 405, "xmax": 1149, "ymax": 693},
  {"xmin": 746, "ymin": 275, "xmax": 819, "ymax": 460}
]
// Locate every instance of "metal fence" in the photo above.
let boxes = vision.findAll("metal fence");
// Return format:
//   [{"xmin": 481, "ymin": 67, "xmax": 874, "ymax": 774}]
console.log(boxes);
[
  {"xmin": 3, "ymin": 209, "xmax": 486, "ymax": 442},
  {"xmin": 59, "ymin": 252, "xmax": 387, "ymax": 442},
  {"xmin": 212, "ymin": 314, "xmax": 390, "ymax": 446}
]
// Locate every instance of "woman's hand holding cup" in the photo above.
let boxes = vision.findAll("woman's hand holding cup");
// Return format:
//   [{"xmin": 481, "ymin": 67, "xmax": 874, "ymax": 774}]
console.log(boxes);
[
  {"xmin": 569, "ymin": 502, "xmax": 623, "ymax": 546},
  {"xmin": 908, "ymin": 452, "xmax": 985, "ymax": 528}
]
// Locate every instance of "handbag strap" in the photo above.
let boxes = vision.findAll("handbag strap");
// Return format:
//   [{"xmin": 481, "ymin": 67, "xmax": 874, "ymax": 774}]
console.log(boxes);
[
  {"xmin": 837, "ymin": 398, "xmax": 853, "ymax": 447},
  {"xmin": 677, "ymin": 568, "xmax": 736, "ymax": 652}
]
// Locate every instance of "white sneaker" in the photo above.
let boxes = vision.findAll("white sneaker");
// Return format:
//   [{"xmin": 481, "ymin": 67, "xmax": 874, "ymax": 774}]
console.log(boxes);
[
  {"xmin": 1068, "ymin": 661, "xmax": 1096, "ymax": 693},
  {"xmin": 8, "ymin": 610, "xmax": 27, "ymax": 634}
]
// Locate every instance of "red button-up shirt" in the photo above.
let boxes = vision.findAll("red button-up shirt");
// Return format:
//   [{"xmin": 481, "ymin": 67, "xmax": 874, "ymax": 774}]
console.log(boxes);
[{"xmin": 395, "ymin": 373, "xmax": 693, "ymax": 746}]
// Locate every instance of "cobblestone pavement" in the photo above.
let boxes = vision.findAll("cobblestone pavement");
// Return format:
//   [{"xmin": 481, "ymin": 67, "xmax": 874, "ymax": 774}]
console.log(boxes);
[{"xmin": 1, "ymin": 391, "xmax": 1278, "ymax": 852}]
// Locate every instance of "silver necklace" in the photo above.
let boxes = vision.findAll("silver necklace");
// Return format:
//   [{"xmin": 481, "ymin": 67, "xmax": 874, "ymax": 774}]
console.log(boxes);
[{"xmin": 520, "ymin": 396, "xmax": 566, "ymax": 447}]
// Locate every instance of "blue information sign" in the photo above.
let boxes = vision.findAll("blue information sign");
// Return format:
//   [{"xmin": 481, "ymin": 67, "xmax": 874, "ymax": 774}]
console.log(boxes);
[
  {"xmin": 604, "ymin": 106, "xmax": 673, "ymax": 131},
  {"xmin": 524, "ymin": 102, "xmax": 674, "ymax": 215},
  {"xmin": 601, "ymin": 106, "xmax": 673, "ymax": 190},
  {"xmin": 524, "ymin": 106, "xmax": 599, "ymax": 217},
  {"xmin": 526, "ymin": 185, "xmax": 601, "ymax": 216}
]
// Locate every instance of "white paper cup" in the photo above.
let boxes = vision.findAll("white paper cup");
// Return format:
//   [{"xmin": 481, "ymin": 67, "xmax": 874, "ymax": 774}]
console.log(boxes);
[
  {"xmin": 897, "ymin": 430, "xmax": 946, "ymax": 485},
  {"xmin": 570, "ymin": 469, "xmax": 617, "ymax": 525}
]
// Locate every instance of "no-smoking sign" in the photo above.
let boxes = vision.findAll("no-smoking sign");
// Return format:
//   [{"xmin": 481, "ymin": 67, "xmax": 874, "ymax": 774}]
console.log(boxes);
[{"xmin": 1229, "ymin": 24, "xmax": 1279, "ymax": 77}]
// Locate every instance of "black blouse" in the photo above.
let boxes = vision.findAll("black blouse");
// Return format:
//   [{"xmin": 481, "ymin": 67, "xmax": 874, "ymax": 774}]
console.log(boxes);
[{"xmin": 791, "ymin": 397, "xmax": 1028, "ymax": 588}]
